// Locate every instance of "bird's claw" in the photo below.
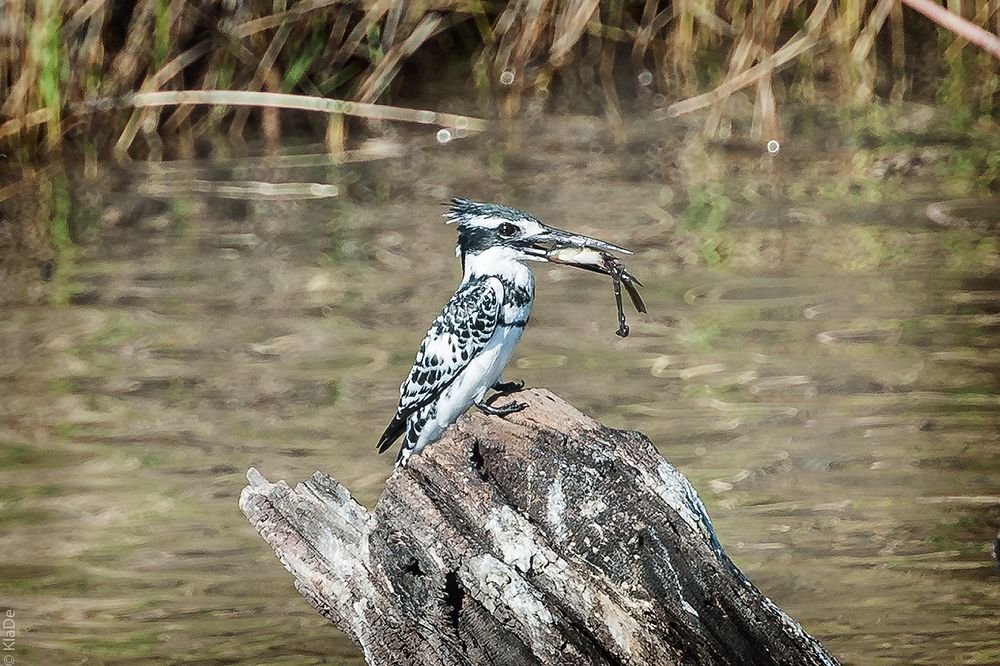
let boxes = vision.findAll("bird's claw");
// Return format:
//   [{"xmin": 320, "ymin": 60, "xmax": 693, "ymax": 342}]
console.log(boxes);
[
  {"xmin": 476, "ymin": 400, "xmax": 527, "ymax": 417},
  {"xmin": 497, "ymin": 401, "xmax": 528, "ymax": 416},
  {"xmin": 491, "ymin": 380, "xmax": 525, "ymax": 394}
]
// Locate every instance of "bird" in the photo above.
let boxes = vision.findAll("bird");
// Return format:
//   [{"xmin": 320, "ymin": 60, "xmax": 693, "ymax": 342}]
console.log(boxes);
[{"xmin": 377, "ymin": 197, "xmax": 632, "ymax": 466}]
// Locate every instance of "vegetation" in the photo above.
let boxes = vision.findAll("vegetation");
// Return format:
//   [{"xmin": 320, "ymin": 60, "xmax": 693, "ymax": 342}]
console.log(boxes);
[{"xmin": 0, "ymin": 0, "xmax": 998, "ymax": 160}]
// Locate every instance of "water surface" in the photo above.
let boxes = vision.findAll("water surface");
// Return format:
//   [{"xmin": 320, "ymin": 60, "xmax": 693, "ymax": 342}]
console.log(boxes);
[{"xmin": 2, "ymin": 114, "xmax": 999, "ymax": 665}]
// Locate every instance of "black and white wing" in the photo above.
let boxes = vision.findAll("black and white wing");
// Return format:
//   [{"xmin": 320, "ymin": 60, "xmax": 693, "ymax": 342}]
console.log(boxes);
[{"xmin": 377, "ymin": 277, "xmax": 500, "ymax": 453}]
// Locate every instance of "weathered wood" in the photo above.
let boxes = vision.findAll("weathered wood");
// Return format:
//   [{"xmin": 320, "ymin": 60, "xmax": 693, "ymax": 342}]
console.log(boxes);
[{"xmin": 240, "ymin": 389, "xmax": 839, "ymax": 665}]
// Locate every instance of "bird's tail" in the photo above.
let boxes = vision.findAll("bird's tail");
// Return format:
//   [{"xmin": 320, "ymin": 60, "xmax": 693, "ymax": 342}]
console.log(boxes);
[{"xmin": 376, "ymin": 412, "xmax": 407, "ymax": 455}]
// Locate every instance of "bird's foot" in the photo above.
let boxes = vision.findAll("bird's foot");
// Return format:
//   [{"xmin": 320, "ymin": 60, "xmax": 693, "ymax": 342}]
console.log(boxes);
[
  {"xmin": 491, "ymin": 379, "xmax": 525, "ymax": 395},
  {"xmin": 475, "ymin": 400, "xmax": 527, "ymax": 417}
]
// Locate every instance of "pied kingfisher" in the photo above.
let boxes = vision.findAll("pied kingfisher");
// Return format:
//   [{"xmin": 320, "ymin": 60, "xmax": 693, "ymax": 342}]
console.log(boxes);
[{"xmin": 377, "ymin": 198, "xmax": 631, "ymax": 466}]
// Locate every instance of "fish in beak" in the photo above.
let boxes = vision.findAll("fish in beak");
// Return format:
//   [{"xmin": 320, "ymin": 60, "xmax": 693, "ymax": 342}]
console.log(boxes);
[
  {"xmin": 515, "ymin": 225, "xmax": 633, "ymax": 259},
  {"xmin": 515, "ymin": 224, "xmax": 646, "ymax": 338}
]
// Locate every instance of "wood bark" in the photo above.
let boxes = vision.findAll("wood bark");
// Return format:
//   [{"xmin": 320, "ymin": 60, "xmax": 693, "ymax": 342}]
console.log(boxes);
[{"xmin": 240, "ymin": 388, "xmax": 839, "ymax": 665}]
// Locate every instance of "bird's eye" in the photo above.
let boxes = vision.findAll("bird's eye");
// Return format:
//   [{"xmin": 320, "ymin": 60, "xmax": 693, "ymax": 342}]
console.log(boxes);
[{"xmin": 497, "ymin": 222, "xmax": 518, "ymax": 237}]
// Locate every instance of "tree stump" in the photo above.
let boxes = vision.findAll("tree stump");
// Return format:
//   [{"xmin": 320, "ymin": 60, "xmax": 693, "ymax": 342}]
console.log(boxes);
[{"xmin": 240, "ymin": 389, "xmax": 838, "ymax": 665}]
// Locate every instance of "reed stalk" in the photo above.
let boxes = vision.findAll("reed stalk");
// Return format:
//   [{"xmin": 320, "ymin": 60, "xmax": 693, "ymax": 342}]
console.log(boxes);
[{"xmin": 0, "ymin": 1, "xmax": 996, "ymax": 159}]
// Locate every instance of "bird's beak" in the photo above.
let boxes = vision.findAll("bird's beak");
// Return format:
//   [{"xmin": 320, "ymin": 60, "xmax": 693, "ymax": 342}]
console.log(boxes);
[{"xmin": 517, "ymin": 225, "xmax": 632, "ymax": 259}]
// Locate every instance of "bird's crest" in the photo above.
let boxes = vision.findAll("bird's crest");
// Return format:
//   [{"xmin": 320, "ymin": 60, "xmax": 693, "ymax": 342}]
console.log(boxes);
[
  {"xmin": 443, "ymin": 198, "xmax": 536, "ymax": 226},
  {"xmin": 443, "ymin": 197, "xmax": 478, "ymax": 224}
]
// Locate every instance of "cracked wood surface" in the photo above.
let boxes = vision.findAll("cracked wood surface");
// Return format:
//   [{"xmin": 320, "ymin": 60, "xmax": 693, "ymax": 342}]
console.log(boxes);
[{"xmin": 240, "ymin": 388, "xmax": 839, "ymax": 666}]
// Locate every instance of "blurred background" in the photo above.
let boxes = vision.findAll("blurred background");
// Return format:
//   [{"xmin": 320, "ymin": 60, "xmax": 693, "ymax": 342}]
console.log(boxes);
[{"xmin": 1, "ymin": 1, "xmax": 999, "ymax": 664}]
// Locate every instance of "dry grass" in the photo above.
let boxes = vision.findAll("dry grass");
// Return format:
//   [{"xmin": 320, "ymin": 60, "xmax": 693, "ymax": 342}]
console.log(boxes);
[{"xmin": 0, "ymin": 0, "xmax": 997, "ymax": 159}]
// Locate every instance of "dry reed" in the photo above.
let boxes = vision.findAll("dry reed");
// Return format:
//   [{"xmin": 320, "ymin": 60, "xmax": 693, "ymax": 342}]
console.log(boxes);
[{"xmin": 0, "ymin": 0, "xmax": 997, "ymax": 159}]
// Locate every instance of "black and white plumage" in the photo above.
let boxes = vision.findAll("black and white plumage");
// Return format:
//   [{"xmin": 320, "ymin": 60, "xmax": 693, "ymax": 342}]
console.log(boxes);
[{"xmin": 377, "ymin": 198, "xmax": 631, "ymax": 466}]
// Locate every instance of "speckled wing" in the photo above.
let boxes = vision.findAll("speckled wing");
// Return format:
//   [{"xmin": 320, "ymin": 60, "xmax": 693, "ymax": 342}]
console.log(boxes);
[{"xmin": 377, "ymin": 278, "xmax": 500, "ymax": 453}]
